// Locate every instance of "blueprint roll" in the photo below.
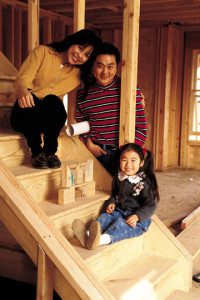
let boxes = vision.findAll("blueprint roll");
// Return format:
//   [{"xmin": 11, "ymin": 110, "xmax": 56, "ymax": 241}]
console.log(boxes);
[{"xmin": 66, "ymin": 121, "xmax": 90, "ymax": 136}]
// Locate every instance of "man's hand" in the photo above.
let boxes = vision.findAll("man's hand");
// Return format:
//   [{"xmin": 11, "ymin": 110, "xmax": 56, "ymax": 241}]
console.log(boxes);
[
  {"xmin": 86, "ymin": 138, "xmax": 106, "ymax": 157},
  {"xmin": 126, "ymin": 214, "xmax": 139, "ymax": 227},
  {"xmin": 106, "ymin": 203, "xmax": 115, "ymax": 214},
  {"xmin": 141, "ymin": 92, "xmax": 145, "ymax": 108},
  {"xmin": 18, "ymin": 87, "xmax": 35, "ymax": 108}
]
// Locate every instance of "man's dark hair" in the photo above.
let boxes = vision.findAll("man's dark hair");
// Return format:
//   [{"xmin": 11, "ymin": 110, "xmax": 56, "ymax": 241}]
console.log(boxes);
[{"xmin": 92, "ymin": 42, "xmax": 121, "ymax": 65}]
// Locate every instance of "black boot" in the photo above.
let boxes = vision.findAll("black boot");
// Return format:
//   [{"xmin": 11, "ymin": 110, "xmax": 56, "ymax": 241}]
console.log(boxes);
[
  {"xmin": 46, "ymin": 154, "xmax": 61, "ymax": 168},
  {"xmin": 31, "ymin": 153, "xmax": 48, "ymax": 169}
]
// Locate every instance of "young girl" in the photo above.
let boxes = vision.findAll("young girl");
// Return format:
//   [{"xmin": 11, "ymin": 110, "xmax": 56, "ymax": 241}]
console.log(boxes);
[{"xmin": 72, "ymin": 143, "xmax": 159, "ymax": 250}]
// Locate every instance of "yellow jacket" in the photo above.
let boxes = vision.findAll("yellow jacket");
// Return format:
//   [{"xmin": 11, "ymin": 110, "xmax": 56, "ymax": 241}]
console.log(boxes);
[{"xmin": 14, "ymin": 45, "xmax": 81, "ymax": 99}]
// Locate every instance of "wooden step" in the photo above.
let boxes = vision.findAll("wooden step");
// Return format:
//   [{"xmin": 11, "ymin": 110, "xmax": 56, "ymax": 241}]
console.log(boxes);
[
  {"xmin": 9, "ymin": 164, "xmax": 61, "ymax": 202},
  {"xmin": 0, "ymin": 107, "xmax": 12, "ymax": 129},
  {"xmin": 0, "ymin": 75, "xmax": 16, "ymax": 108},
  {"xmin": 40, "ymin": 190, "xmax": 109, "ymax": 239},
  {"xmin": 166, "ymin": 288, "xmax": 200, "ymax": 299},
  {"xmin": 70, "ymin": 234, "xmax": 144, "ymax": 281},
  {"xmin": 0, "ymin": 130, "xmax": 29, "ymax": 166},
  {"xmin": 104, "ymin": 254, "xmax": 178, "ymax": 300},
  {"xmin": 177, "ymin": 215, "xmax": 200, "ymax": 259}
]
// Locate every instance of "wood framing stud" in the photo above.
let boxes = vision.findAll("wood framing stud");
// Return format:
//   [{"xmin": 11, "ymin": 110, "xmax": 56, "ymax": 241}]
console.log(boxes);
[{"xmin": 36, "ymin": 245, "xmax": 54, "ymax": 300}]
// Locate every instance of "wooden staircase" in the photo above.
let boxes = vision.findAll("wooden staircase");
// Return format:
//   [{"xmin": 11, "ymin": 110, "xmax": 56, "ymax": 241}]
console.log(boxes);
[
  {"xmin": 0, "ymin": 57, "xmax": 193, "ymax": 299},
  {"xmin": 0, "ymin": 129, "xmax": 193, "ymax": 299}
]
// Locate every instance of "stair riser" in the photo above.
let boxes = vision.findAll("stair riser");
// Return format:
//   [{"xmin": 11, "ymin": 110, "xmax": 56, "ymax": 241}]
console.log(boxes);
[
  {"xmin": 87, "ymin": 237, "xmax": 144, "ymax": 281},
  {"xmin": 0, "ymin": 139, "xmax": 29, "ymax": 167},
  {"xmin": 51, "ymin": 200, "xmax": 106, "ymax": 239},
  {"xmin": 18, "ymin": 171, "xmax": 61, "ymax": 203},
  {"xmin": 155, "ymin": 268, "xmax": 178, "ymax": 300},
  {"xmin": 0, "ymin": 108, "xmax": 12, "ymax": 129}
]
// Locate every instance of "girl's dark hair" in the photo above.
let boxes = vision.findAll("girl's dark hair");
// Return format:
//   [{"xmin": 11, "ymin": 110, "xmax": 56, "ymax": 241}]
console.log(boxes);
[
  {"xmin": 48, "ymin": 29, "xmax": 102, "ymax": 86},
  {"xmin": 119, "ymin": 143, "xmax": 160, "ymax": 202}
]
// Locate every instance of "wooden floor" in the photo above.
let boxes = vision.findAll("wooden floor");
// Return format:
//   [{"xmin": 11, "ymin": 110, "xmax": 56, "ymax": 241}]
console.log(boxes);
[
  {"xmin": 156, "ymin": 168, "xmax": 200, "ymax": 235},
  {"xmin": 156, "ymin": 168, "xmax": 200, "ymax": 299}
]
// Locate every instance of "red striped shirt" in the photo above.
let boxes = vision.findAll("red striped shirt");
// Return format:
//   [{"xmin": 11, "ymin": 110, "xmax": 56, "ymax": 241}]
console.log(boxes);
[{"xmin": 76, "ymin": 76, "xmax": 147, "ymax": 146}]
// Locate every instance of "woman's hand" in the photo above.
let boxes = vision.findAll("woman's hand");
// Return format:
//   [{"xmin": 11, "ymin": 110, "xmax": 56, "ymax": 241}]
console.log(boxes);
[
  {"xmin": 18, "ymin": 87, "xmax": 35, "ymax": 108},
  {"xmin": 126, "ymin": 214, "xmax": 139, "ymax": 227},
  {"xmin": 106, "ymin": 203, "xmax": 115, "ymax": 214},
  {"xmin": 86, "ymin": 138, "xmax": 106, "ymax": 157}
]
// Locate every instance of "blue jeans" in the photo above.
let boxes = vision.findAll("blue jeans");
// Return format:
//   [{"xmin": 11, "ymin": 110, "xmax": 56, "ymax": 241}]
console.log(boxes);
[{"xmin": 96, "ymin": 208, "xmax": 151, "ymax": 244}]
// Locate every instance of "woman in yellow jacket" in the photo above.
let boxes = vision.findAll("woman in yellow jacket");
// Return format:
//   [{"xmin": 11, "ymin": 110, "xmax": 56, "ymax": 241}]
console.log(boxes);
[{"xmin": 10, "ymin": 29, "xmax": 101, "ymax": 169}]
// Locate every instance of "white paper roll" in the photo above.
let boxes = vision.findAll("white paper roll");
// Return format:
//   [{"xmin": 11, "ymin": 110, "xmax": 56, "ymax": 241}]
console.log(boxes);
[{"xmin": 66, "ymin": 121, "xmax": 90, "ymax": 137}]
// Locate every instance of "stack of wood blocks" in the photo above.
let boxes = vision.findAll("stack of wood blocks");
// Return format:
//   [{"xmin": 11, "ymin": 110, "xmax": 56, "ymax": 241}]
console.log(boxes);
[{"xmin": 58, "ymin": 159, "xmax": 96, "ymax": 205}]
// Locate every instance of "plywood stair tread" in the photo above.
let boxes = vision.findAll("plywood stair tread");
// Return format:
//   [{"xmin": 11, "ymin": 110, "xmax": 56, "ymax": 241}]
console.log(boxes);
[
  {"xmin": 70, "ymin": 235, "xmax": 143, "ymax": 262},
  {"xmin": 40, "ymin": 190, "xmax": 109, "ymax": 218},
  {"xmin": 0, "ymin": 130, "xmax": 23, "ymax": 140},
  {"xmin": 177, "ymin": 215, "xmax": 200, "ymax": 258},
  {"xmin": 104, "ymin": 254, "xmax": 178, "ymax": 299},
  {"xmin": 166, "ymin": 288, "xmax": 200, "ymax": 299},
  {"xmin": 70, "ymin": 235, "xmax": 144, "ymax": 281},
  {"xmin": 9, "ymin": 164, "xmax": 61, "ymax": 179}
]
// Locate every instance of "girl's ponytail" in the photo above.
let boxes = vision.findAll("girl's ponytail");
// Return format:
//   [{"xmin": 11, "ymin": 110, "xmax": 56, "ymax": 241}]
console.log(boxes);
[{"xmin": 143, "ymin": 150, "xmax": 160, "ymax": 202}]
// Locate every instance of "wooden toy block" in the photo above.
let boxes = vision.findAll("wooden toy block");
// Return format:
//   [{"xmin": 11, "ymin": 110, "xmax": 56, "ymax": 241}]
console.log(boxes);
[
  {"xmin": 81, "ymin": 181, "xmax": 96, "ymax": 197},
  {"xmin": 58, "ymin": 159, "xmax": 95, "ymax": 204},
  {"xmin": 73, "ymin": 163, "xmax": 84, "ymax": 185},
  {"xmin": 83, "ymin": 159, "xmax": 93, "ymax": 182},
  {"xmin": 61, "ymin": 164, "xmax": 72, "ymax": 187},
  {"xmin": 58, "ymin": 187, "xmax": 75, "ymax": 205}
]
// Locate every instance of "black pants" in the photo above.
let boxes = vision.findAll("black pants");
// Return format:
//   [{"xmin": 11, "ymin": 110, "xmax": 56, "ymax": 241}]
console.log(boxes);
[{"xmin": 10, "ymin": 94, "xmax": 67, "ymax": 157}]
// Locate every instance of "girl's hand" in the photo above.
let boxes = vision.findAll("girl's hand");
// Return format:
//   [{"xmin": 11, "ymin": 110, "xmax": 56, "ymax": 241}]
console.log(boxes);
[
  {"xmin": 126, "ymin": 214, "xmax": 139, "ymax": 227},
  {"xmin": 86, "ymin": 138, "xmax": 106, "ymax": 157},
  {"xmin": 18, "ymin": 87, "xmax": 35, "ymax": 108},
  {"xmin": 106, "ymin": 203, "xmax": 115, "ymax": 214}
]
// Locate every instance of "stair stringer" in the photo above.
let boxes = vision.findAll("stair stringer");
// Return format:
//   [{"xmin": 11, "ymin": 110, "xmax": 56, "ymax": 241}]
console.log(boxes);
[
  {"xmin": 143, "ymin": 215, "xmax": 193, "ymax": 293},
  {"xmin": 0, "ymin": 159, "xmax": 114, "ymax": 300}
]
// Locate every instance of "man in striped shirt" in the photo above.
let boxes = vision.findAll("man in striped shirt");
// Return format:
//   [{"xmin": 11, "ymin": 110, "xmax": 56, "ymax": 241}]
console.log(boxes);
[{"xmin": 76, "ymin": 42, "xmax": 147, "ymax": 175}]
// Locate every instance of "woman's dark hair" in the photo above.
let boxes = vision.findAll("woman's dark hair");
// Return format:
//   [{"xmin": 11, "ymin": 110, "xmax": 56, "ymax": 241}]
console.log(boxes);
[
  {"xmin": 119, "ymin": 143, "xmax": 160, "ymax": 202},
  {"xmin": 48, "ymin": 29, "xmax": 102, "ymax": 86},
  {"xmin": 48, "ymin": 29, "xmax": 101, "ymax": 53}
]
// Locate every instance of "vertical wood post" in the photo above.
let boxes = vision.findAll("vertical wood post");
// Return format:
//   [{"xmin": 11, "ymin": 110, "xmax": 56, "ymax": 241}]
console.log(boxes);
[
  {"xmin": 36, "ymin": 245, "xmax": 54, "ymax": 300},
  {"xmin": 6, "ymin": 5, "xmax": 15, "ymax": 64},
  {"xmin": 28, "ymin": 0, "xmax": 40, "ymax": 53},
  {"xmin": 14, "ymin": 8, "xmax": 22, "ymax": 69},
  {"xmin": 43, "ymin": 17, "xmax": 52, "ymax": 44},
  {"xmin": 0, "ymin": 3, "xmax": 2, "ymax": 52},
  {"xmin": 73, "ymin": 0, "xmax": 85, "ymax": 32},
  {"xmin": 119, "ymin": 0, "xmax": 140, "ymax": 146}
]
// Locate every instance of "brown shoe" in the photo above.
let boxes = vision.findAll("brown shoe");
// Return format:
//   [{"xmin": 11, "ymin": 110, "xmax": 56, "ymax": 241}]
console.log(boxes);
[
  {"xmin": 86, "ymin": 221, "xmax": 101, "ymax": 250},
  {"xmin": 72, "ymin": 219, "xmax": 87, "ymax": 247}
]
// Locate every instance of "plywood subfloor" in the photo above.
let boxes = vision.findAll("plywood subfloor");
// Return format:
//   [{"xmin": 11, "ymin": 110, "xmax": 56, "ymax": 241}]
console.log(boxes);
[
  {"xmin": 156, "ymin": 168, "xmax": 200, "ymax": 299},
  {"xmin": 156, "ymin": 168, "xmax": 200, "ymax": 233}
]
